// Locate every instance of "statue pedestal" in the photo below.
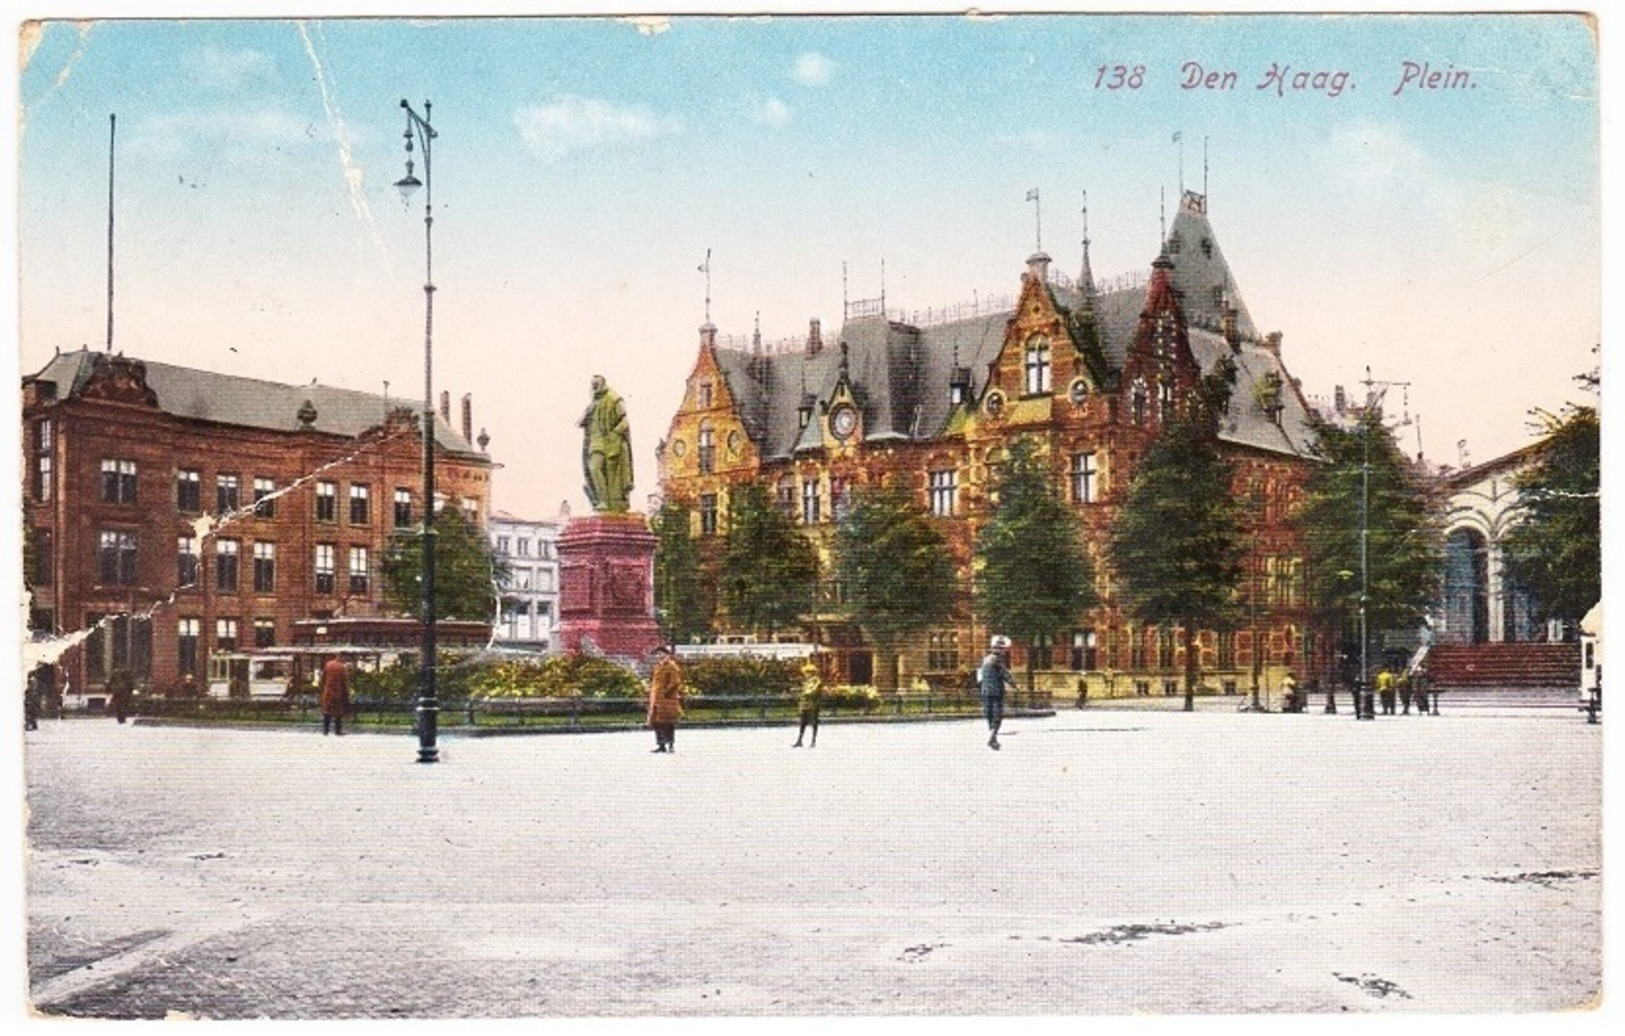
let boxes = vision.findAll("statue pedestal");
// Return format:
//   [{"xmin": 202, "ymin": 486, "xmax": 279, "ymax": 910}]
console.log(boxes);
[{"xmin": 557, "ymin": 513, "xmax": 661, "ymax": 661}]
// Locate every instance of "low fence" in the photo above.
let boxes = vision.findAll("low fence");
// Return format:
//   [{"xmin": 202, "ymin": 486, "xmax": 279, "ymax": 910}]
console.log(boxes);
[{"xmin": 116, "ymin": 688, "xmax": 1055, "ymax": 732}]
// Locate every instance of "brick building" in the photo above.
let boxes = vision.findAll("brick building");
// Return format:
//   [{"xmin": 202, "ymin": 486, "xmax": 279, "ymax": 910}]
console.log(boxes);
[
  {"xmin": 21, "ymin": 348, "xmax": 493, "ymax": 699},
  {"xmin": 658, "ymin": 192, "xmax": 1325, "ymax": 695}
]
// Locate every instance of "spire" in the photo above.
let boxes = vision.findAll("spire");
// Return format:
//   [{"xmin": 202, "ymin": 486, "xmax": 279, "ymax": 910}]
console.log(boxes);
[{"xmin": 1079, "ymin": 190, "xmax": 1096, "ymax": 304}]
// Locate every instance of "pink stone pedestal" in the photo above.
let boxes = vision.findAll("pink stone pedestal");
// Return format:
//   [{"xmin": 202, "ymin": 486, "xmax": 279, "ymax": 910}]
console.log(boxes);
[{"xmin": 557, "ymin": 513, "xmax": 662, "ymax": 662}]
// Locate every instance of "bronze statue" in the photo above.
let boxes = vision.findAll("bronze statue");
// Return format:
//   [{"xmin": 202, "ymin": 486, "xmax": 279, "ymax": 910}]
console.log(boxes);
[{"xmin": 580, "ymin": 375, "xmax": 633, "ymax": 513}]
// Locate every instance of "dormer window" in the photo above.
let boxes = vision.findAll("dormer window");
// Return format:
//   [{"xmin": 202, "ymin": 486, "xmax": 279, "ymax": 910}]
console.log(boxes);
[
  {"xmin": 1201, "ymin": 237, "xmax": 1213, "ymax": 258},
  {"xmin": 1168, "ymin": 232, "xmax": 1183, "ymax": 255},
  {"xmin": 698, "ymin": 381, "xmax": 713, "ymax": 408}
]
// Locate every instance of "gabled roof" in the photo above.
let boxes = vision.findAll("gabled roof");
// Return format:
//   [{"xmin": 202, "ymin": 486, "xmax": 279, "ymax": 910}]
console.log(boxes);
[{"xmin": 25, "ymin": 347, "xmax": 484, "ymax": 456}]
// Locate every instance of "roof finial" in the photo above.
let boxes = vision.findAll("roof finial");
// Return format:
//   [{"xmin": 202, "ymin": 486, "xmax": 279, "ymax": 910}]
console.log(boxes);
[
  {"xmin": 1159, "ymin": 186, "xmax": 1167, "ymax": 245},
  {"xmin": 1026, "ymin": 186, "xmax": 1042, "ymax": 252},
  {"xmin": 1203, "ymin": 135, "xmax": 1210, "ymax": 205},
  {"xmin": 1079, "ymin": 189, "xmax": 1095, "ymax": 295}
]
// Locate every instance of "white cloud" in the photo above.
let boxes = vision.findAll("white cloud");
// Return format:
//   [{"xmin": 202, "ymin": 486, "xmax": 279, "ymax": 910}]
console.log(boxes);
[
  {"xmin": 749, "ymin": 96, "xmax": 792, "ymax": 127},
  {"xmin": 514, "ymin": 95, "xmax": 682, "ymax": 162},
  {"xmin": 792, "ymin": 51, "xmax": 834, "ymax": 87},
  {"xmin": 187, "ymin": 45, "xmax": 276, "ymax": 92}
]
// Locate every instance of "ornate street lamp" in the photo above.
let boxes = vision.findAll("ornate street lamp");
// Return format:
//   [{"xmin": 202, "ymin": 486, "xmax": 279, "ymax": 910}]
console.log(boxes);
[{"xmin": 397, "ymin": 99, "xmax": 439, "ymax": 763}]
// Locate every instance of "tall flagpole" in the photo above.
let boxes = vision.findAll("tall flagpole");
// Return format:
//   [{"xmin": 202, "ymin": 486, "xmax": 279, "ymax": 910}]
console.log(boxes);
[{"xmin": 106, "ymin": 113, "xmax": 116, "ymax": 352}]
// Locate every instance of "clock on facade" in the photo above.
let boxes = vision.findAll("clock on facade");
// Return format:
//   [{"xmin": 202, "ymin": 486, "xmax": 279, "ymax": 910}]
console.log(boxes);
[{"xmin": 830, "ymin": 404, "xmax": 858, "ymax": 440}]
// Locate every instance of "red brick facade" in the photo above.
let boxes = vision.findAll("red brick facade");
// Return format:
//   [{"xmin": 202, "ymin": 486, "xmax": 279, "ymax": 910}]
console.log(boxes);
[{"xmin": 21, "ymin": 350, "xmax": 492, "ymax": 698}]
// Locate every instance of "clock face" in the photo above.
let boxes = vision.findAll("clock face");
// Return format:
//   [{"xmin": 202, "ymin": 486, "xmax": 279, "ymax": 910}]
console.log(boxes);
[{"xmin": 831, "ymin": 404, "xmax": 858, "ymax": 440}]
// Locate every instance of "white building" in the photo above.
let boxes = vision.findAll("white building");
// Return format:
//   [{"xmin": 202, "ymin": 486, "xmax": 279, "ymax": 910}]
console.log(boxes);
[{"xmin": 489, "ymin": 508, "xmax": 563, "ymax": 653}]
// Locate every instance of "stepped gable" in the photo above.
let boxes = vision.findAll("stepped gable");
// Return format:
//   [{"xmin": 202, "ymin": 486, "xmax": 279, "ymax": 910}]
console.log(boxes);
[{"xmin": 26, "ymin": 347, "xmax": 481, "ymax": 454}]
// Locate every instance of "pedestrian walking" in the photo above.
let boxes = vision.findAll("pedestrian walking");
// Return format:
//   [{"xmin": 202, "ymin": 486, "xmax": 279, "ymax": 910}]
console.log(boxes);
[
  {"xmin": 1400, "ymin": 671, "xmax": 1414, "ymax": 714},
  {"xmin": 24, "ymin": 668, "xmax": 43, "ymax": 731},
  {"xmin": 1377, "ymin": 667, "xmax": 1396, "ymax": 715},
  {"xmin": 319, "ymin": 654, "xmax": 350, "ymax": 736},
  {"xmin": 107, "ymin": 666, "xmax": 135, "ymax": 724},
  {"xmin": 647, "ymin": 644, "xmax": 684, "ymax": 753},
  {"xmin": 979, "ymin": 635, "xmax": 1018, "ymax": 751},
  {"xmin": 1281, "ymin": 670, "xmax": 1300, "ymax": 713},
  {"xmin": 792, "ymin": 659, "xmax": 823, "ymax": 748}
]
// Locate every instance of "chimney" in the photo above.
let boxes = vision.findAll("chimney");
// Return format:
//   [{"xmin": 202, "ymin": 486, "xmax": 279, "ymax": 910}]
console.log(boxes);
[
  {"xmin": 439, "ymin": 390, "xmax": 451, "ymax": 423},
  {"xmin": 1334, "ymin": 385, "xmax": 1347, "ymax": 414},
  {"xmin": 1026, "ymin": 251, "xmax": 1052, "ymax": 283},
  {"xmin": 807, "ymin": 318, "xmax": 823, "ymax": 356},
  {"xmin": 700, "ymin": 321, "xmax": 717, "ymax": 350},
  {"xmin": 461, "ymin": 393, "xmax": 473, "ymax": 443}
]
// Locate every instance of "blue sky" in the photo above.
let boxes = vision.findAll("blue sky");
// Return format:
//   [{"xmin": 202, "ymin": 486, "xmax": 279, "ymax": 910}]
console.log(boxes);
[{"xmin": 11, "ymin": 5, "xmax": 1604, "ymax": 519}]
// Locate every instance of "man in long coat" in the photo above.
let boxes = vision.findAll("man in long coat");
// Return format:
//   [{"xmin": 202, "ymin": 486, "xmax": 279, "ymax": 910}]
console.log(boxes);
[
  {"xmin": 647, "ymin": 645, "xmax": 684, "ymax": 753},
  {"xmin": 320, "ymin": 654, "xmax": 351, "ymax": 736},
  {"xmin": 580, "ymin": 374, "xmax": 633, "ymax": 513}
]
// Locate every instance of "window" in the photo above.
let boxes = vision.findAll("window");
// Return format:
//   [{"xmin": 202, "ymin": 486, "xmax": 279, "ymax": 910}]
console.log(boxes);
[
  {"xmin": 539, "ymin": 540, "xmax": 554, "ymax": 560},
  {"xmin": 315, "ymin": 544, "xmax": 336, "ymax": 594},
  {"xmin": 31, "ymin": 529, "xmax": 53, "ymax": 587},
  {"xmin": 699, "ymin": 494, "xmax": 718, "ymax": 536},
  {"xmin": 216, "ymin": 618, "xmax": 238, "ymax": 653},
  {"xmin": 1071, "ymin": 630, "xmax": 1098, "ymax": 671},
  {"xmin": 177, "ymin": 535, "xmax": 199, "ymax": 588},
  {"xmin": 1157, "ymin": 627, "xmax": 1176, "ymax": 669},
  {"xmin": 254, "ymin": 618, "xmax": 276, "ymax": 648},
  {"xmin": 35, "ymin": 454, "xmax": 52, "ymax": 502},
  {"xmin": 928, "ymin": 469, "xmax": 958, "ymax": 517},
  {"xmin": 927, "ymin": 630, "xmax": 960, "ymax": 671},
  {"xmin": 831, "ymin": 476, "xmax": 851, "ymax": 520},
  {"xmin": 394, "ymin": 488, "xmax": 413, "ymax": 528},
  {"xmin": 1131, "ymin": 381, "xmax": 1148, "ymax": 425},
  {"xmin": 518, "ymin": 538, "xmax": 531, "ymax": 557},
  {"xmin": 101, "ymin": 459, "xmax": 138, "ymax": 504},
  {"xmin": 177, "ymin": 618, "xmax": 200, "ymax": 678},
  {"xmin": 349, "ymin": 546, "xmax": 370, "ymax": 594},
  {"xmin": 98, "ymin": 530, "xmax": 138, "ymax": 585},
  {"xmin": 776, "ymin": 478, "xmax": 796, "ymax": 517},
  {"xmin": 316, "ymin": 481, "xmax": 337, "ymax": 522},
  {"xmin": 1129, "ymin": 628, "xmax": 1147, "ymax": 670},
  {"xmin": 216, "ymin": 473, "xmax": 240, "ymax": 515},
  {"xmin": 517, "ymin": 567, "xmax": 533, "ymax": 591},
  {"xmin": 1158, "ymin": 380, "xmax": 1174, "ymax": 421},
  {"xmin": 1023, "ymin": 336, "xmax": 1052, "ymax": 395},
  {"xmin": 215, "ymin": 539, "xmax": 240, "ymax": 592},
  {"xmin": 349, "ymin": 484, "xmax": 371, "ymax": 525},
  {"xmin": 33, "ymin": 421, "xmax": 53, "ymax": 501},
  {"xmin": 253, "ymin": 477, "xmax": 277, "ymax": 519},
  {"xmin": 698, "ymin": 381, "xmax": 713, "ymax": 408},
  {"xmin": 496, "ymin": 536, "xmax": 511, "ymax": 556},
  {"xmin": 1218, "ymin": 630, "xmax": 1237, "ymax": 670},
  {"xmin": 176, "ymin": 469, "xmax": 201, "ymax": 512},
  {"xmin": 536, "ymin": 570, "xmax": 554, "ymax": 592},
  {"xmin": 698, "ymin": 423, "xmax": 715, "ymax": 474},
  {"xmin": 253, "ymin": 542, "xmax": 276, "ymax": 593},
  {"xmin": 801, "ymin": 478, "xmax": 821, "ymax": 524},
  {"xmin": 1070, "ymin": 452, "xmax": 1098, "ymax": 503}
]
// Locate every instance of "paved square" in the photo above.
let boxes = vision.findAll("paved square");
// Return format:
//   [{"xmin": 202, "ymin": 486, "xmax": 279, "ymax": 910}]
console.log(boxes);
[{"xmin": 23, "ymin": 704, "xmax": 1602, "ymax": 1018}]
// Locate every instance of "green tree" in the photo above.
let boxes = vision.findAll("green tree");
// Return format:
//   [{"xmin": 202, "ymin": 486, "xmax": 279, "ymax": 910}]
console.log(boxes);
[
  {"xmin": 1504, "ymin": 402, "xmax": 1600, "ymax": 625},
  {"xmin": 1300, "ymin": 409, "xmax": 1439, "ymax": 682},
  {"xmin": 1108, "ymin": 416, "xmax": 1246, "ymax": 710},
  {"xmin": 975, "ymin": 437, "xmax": 1098, "ymax": 693},
  {"xmin": 719, "ymin": 481, "xmax": 818, "ymax": 638},
  {"xmin": 834, "ymin": 486, "xmax": 957, "ymax": 692},
  {"xmin": 380, "ymin": 507, "xmax": 508, "ymax": 622},
  {"xmin": 652, "ymin": 500, "xmax": 712, "ymax": 643}
]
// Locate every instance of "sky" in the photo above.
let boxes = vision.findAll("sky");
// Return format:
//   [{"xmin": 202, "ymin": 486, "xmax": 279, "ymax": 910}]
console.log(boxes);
[{"xmin": 9, "ymin": 4, "xmax": 1604, "ymax": 523}]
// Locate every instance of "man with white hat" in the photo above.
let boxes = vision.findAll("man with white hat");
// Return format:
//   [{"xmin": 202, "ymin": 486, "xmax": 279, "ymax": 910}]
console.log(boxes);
[{"xmin": 978, "ymin": 635, "xmax": 1018, "ymax": 750}]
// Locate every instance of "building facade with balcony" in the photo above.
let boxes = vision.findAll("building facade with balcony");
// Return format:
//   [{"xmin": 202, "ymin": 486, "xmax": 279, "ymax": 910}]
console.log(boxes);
[
  {"xmin": 21, "ymin": 348, "xmax": 493, "ymax": 700},
  {"xmin": 489, "ymin": 509, "xmax": 562, "ymax": 654},
  {"xmin": 658, "ymin": 192, "xmax": 1326, "ymax": 695}
]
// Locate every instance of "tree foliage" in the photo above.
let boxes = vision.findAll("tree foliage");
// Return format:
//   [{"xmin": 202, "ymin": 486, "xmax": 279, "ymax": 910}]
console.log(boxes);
[
  {"xmin": 1107, "ymin": 416, "xmax": 1245, "ymax": 708},
  {"xmin": 1300, "ymin": 410, "xmax": 1439, "ymax": 664},
  {"xmin": 653, "ymin": 500, "xmax": 713, "ymax": 644},
  {"xmin": 1503, "ymin": 403, "xmax": 1600, "ymax": 623},
  {"xmin": 719, "ymin": 481, "xmax": 819, "ymax": 637},
  {"xmin": 380, "ymin": 507, "xmax": 507, "ymax": 622},
  {"xmin": 835, "ymin": 485, "xmax": 957, "ymax": 691},
  {"xmin": 975, "ymin": 437, "xmax": 1098, "ymax": 689}
]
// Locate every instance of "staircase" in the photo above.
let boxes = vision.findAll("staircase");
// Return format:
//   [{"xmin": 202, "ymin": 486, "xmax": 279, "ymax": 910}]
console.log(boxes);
[{"xmin": 1424, "ymin": 642, "xmax": 1580, "ymax": 691}]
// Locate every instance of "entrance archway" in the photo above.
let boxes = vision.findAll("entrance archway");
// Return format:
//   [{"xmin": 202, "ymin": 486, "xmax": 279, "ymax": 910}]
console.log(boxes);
[{"xmin": 1443, "ymin": 528, "xmax": 1489, "ymax": 644}]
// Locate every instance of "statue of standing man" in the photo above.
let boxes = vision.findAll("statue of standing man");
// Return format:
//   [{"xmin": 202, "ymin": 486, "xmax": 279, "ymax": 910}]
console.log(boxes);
[{"xmin": 580, "ymin": 375, "xmax": 634, "ymax": 513}]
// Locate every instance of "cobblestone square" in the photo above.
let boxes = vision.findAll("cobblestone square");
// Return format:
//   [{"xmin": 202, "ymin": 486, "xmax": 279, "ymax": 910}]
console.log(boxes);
[{"xmin": 17, "ymin": 704, "xmax": 1605, "ymax": 1020}]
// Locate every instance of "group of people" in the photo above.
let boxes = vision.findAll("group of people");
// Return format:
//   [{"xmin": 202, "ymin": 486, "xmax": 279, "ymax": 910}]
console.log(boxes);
[
  {"xmin": 1373, "ymin": 667, "xmax": 1429, "ymax": 715},
  {"xmin": 643, "ymin": 645, "xmax": 829, "ymax": 753}
]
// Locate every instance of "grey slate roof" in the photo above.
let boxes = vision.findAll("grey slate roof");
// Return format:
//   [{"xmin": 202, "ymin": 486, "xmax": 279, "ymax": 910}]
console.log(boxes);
[
  {"xmin": 707, "ymin": 200, "xmax": 1315, "ymax": 462},
  {"xmin": 25, "ymin": 348, "xmax": 483, "ymax": 456}
]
